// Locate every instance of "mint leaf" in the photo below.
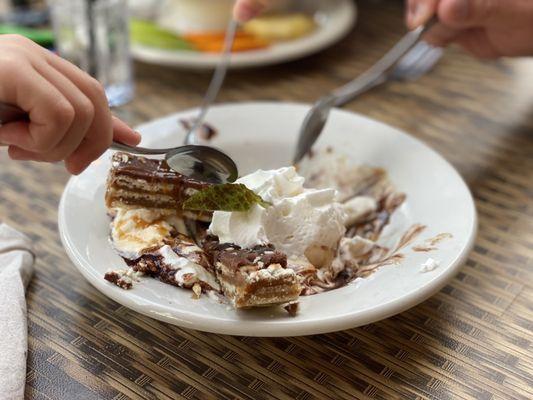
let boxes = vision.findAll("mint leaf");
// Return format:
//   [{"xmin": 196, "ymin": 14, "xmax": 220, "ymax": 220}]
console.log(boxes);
[{"xmin": 183, "ymin": 184, "xmax": 270, "ymax": 212}]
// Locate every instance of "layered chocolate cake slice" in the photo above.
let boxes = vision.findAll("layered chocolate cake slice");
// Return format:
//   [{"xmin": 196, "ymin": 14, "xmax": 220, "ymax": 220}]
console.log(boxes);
[
  {"xmin": 105, "ymin": 152, "xmax": 211, "ymax": 220},
  {"xmin": 204, "ymin": 238, "xmax": 301, "ymax": 308},
  {"xmin": 105, "ymin": 152, "xmax": 300, "ymax": 307},
  {"xmin": 105, "ymin": 205, "xmax": 220, "ymax": 293},
  {"xmin": 123, "ymin": 234, "xmax": 220, "ymax": 293}
]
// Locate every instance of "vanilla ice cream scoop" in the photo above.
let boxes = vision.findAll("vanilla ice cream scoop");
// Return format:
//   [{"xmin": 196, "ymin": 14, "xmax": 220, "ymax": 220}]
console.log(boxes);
[
  {"xmin": 110, "ymin": 208, "xmax": 184, "ymax": 259},
  {"xmin": 209, "ymin": 167, "xmax": 346, "ymax": 267}
]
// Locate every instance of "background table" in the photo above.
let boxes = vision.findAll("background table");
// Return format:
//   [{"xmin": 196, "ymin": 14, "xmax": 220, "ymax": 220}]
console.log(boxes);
[{"xmin": 1, "ymin": 1, "xmax": 532, "ymax": 399}]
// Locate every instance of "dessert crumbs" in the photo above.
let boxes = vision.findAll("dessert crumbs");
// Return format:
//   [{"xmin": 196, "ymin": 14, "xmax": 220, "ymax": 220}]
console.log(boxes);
[
  {"xmin": 191, "ymin": 283, "xmax": 202, "ymax": 299},
  {"xmin": 104, "ymin": 271, "xmax": 133, "ymax": 290},
  {"xmin": 284, "ymin": 302, "xmax": 299, "ymax": 317}
]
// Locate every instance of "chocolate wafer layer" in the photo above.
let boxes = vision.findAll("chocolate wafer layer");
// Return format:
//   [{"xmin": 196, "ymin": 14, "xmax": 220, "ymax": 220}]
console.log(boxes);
[
  {"xmin": 204, "ymin": 238, "xmax": 301, "ymax": 308},
  {"xmin": 105, "ymin": 152, "xmax": 210, "ymax": 213}
]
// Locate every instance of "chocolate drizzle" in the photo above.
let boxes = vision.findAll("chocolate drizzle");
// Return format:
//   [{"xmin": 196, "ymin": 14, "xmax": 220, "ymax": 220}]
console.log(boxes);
[
  {"xmin": 105, "ymin": 148, "xmax": 444, "ymax": 309},
  {"xmin": 346, "ymin": 191, "xmax": 407, "ymax": 241},
  {"xmin": 106, "ymin": 152, "xmax": 210, "ymax": 209},
  {"xmin": 180, "ymin": 119, "xmax": 218, "ymax": 141},
  {"xmin": 355, "ymin": 224, "xmax": 426, "ymax": 276},
  {"xmin": 203, "ymin": 236, "xmax": 287, "ymax": 271},
  {"xmin": 412, "ymin": 232, "xmax": 453, "ymax": 252},
  {"xmin": 124, "ymin": 235, "xmax": 218, "ymax": 291},
  {"xmin": 114, "ymin": 152, "xmax": 208, "ymax": 189}
]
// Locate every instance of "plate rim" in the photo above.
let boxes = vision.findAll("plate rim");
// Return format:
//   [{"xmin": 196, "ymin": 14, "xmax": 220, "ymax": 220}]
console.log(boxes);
[
  {"xmin": 131, "ymin": 0, "xmax": 357, "ymax": 69},
  {"xmin": 58, "ymin": 101, "xmax": 478, "ymax": 336}
]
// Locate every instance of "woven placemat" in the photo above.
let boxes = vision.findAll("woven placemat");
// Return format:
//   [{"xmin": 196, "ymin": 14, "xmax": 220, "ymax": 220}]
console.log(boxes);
[{"xmin": 0, "ymin": 1, "xmax": 531, "ymax": 398}]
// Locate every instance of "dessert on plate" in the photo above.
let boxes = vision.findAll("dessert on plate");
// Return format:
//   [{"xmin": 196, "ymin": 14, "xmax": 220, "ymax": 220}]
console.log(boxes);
[
  {"xmin": 104, "ymin": 148, "xmax": 410, "ymax": 314},
  {"xmin": 130, "ymin": 0, "xmax": 317, "ymax": 53}
]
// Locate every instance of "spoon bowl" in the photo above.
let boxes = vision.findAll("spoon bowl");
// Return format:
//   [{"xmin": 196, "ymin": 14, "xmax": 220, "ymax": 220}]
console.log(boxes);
[
  {"xmin": 165, "ymin": 145, "xmax": 238, "ymax": 184},
  {"xmin": 109, "ymin": 140, "xmax": 238, "ymax": 184},
  {"xmin": 293, "ymin": 95, "xmax": 336, "ymax": 164}
]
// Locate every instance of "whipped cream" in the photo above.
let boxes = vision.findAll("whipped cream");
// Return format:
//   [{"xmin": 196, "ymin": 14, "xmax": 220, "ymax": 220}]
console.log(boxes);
[
  {"xmin": 111, "ymin": 208, "xmax": 183, "ymax": 259},
  {"xmin": 209, "ymin": 167, "xmax": 346, "ymax": 266},
  {"xmin": 342, "ymin": 196, "xmax": 377, "ymax": 226},
  {"xmin": 246, "ymin": 263, "xmax": 295, "ymax": 283},
  {"xmin": 420, "ymin": 258, "xmax": 440, "ymax": 273},
  {"xmin": 158, "ymin": 245, "xmax": 220, "ymax": 290}
]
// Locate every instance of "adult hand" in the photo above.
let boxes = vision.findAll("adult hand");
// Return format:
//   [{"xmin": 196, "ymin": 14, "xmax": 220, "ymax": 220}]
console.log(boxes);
[
  {"xmin": 406, "ymin": 0, "xmax": 533, "ymax": 58},
  {"xmin": 233, "ymin": 0, "xmax": 272, "ymax": 22},
  {"xmin": 0, "ymin": 34, "xmax": 141, "ymax": 175}
]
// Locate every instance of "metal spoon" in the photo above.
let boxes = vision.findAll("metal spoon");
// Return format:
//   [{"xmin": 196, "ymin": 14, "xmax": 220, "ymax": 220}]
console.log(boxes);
[
  {"xmin": 112, "ymin": 17, "xmax": 239, "ymax": 183},
  {"xmin": 293, "ymin": 17, "xmax": 439, "ymax": 164},
  {"xmin": 0, "ymin": 19, "xmax": 239, "ymax": 184}
]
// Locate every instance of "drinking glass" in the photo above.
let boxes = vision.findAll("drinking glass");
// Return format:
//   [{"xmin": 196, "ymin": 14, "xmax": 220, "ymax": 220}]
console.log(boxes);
[{"xmin": 49, "ymin": 0, "xmax": 134, "ymax": 106}]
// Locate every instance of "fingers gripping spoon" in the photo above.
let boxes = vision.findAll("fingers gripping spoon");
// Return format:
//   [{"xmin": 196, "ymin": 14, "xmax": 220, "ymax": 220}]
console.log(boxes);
[{"xmin": 0, "ymin": 19, "xmax": 239, "ymax": 184}]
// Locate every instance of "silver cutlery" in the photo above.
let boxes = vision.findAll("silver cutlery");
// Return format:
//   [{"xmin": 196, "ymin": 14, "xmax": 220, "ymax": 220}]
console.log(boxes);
[{"xmin": 293, "ymin": 17, "xmax": 441, "ymax": 164}]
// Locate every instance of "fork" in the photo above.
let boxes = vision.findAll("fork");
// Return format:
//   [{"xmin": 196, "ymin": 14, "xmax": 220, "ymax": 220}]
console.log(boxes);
[
  {"xmin": 293, "ymin": 18, "xmax": 442, "ymax": 164},
  {"xmin": 390, "ymin": 41, "xmax": 444, "ymax": 81}
]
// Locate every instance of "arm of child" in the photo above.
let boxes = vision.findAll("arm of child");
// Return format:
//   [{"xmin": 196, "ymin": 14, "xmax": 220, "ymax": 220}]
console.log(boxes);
[{"xmin": 0, "ymin": 34, "xmax": 141, "ymax": 175}]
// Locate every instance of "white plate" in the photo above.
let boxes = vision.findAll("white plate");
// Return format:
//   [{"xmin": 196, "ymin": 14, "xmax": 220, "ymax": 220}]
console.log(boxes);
[
  {"xmin": 131, "ymin": 0, "xmax": 357, "ymax": 69},
  {"xmin": 59, "ymin": 102, "xmax": 477, "ymax": 337}
]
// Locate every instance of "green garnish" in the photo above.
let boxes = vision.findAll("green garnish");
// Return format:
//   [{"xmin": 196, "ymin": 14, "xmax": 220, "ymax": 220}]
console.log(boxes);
[
  {"xmin": 183, "ymin": 184, "xmax": 270, "ymax": 212},
  {"xmin": 0, "ymin": 25, "xmax": 54, "ymax": 47},
  {"xmin": 130, "ymin": 19, "xmax": 193, "ymax": 51}
]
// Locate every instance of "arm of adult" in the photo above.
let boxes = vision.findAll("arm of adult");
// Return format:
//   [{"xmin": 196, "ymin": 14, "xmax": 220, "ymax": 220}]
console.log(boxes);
[
  {"xmin": 406, "ymin": 0, "xmax": 533, "ymax": 58},
  {"xmin": 233, "ymin": 0, "xmax": 272, "ymax": 22}
]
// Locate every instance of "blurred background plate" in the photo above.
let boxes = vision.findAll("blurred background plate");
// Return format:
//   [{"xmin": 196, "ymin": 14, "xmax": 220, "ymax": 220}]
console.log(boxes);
[{"xmin": 130, "ymin": 0, "xmax": 357, "ymax": 69}]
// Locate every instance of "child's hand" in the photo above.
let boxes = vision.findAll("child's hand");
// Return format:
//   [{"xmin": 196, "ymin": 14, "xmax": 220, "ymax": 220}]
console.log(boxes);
[{"xmin": 0, "ymin": 35, "xmax": 141, "ymax": 174}]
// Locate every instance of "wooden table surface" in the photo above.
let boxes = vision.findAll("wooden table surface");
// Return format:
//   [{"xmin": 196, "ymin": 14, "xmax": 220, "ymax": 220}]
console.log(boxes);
[{"xmin": 1, "ymin": 1, "xmax": 532, "ymax": 399}]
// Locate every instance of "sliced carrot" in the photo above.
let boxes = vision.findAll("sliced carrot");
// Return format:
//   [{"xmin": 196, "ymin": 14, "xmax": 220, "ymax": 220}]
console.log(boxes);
[
  {"xmin": 185, "ymin": 32, "xmax": 269, "ymax": 53},
  {"xmin": 196, "ymin": 39, "xmax": 268, "ymax": 52},
  {"xmin": 183, "ymin": 30, "xmax": 269, "ymax": 52},
  {"xmin": 183, "ymin": 31, "xmax": 251, "ymax": 42}
]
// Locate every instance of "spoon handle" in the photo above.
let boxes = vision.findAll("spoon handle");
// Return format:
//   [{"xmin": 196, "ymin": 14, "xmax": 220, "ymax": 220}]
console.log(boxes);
[
  {"xmin": 184, "ymin": 18, "xmax": 238, "ymax": 146},
  {"xmin": 121, "ymin": 19, "xmax": 238, "ymax": 154},
  {"xmin": 293, "ymin": 17, "xmax": 438, "ymax": 164},
  {"xmin": 332, "ymin": 17, "xmax": 438, "ymax": 106},
  {"xmin": 0, "ymin": 101, "xmax": 168, "ymax": 154},
  {"xmin": 0, "ymin": 102, "xmax": 27, "ymax": 124},
  {"xmin": 109, "ymin": 142, "xmax": 171, "ymax": 155}
]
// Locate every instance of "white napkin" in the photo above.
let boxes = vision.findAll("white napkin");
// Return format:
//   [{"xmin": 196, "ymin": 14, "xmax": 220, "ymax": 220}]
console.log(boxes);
[{"xmin": 0, "ymin": 224, "xmax": 34, "ymax": 400}]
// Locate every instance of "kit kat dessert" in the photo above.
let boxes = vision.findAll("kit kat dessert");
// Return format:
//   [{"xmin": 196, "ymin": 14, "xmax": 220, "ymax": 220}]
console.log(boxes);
[
  {"xmin": 104, "ymin": 149, "xmax": 410, "ymax": 315},
  {"xmin": 204, "ymin": 238, "xmax": 301, "ymax": 308},
  {"xmin": 105, "ymin": 152, "xmax": 209, "ymax": 212}
]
